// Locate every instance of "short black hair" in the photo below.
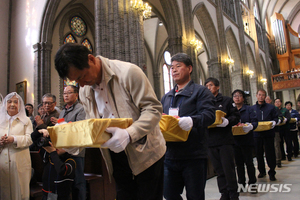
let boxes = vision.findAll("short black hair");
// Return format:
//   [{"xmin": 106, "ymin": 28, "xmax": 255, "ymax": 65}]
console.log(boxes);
[
  {"xmin": 204, "ymin": 77, "xmax": 220, "ymax": 87},
  {"xmin": 66, "ymin": 85, "xmax": 79, "ymax": 93},
  {"xmin": 171, "ymin": 53, "xmax": 193, "ymax": 67},
  {"xmin": 55, "ymin": 43, "xmax": 91, "ymax": 79},
  {"xmin": 274, "ymin": 98, "xmax": 282, "ymax": 103},
  {"xmin": 37, "ymin": 103, "xmax": 43, "ymax": 109},
  {"xmin": 25, "ymin": 103, "xmax": 33, "ymax": 108},
  {"xmin": 232, "ymin": 89, "xmax": 245, "ymax": 99},
  {"xmin": 285, "ymin": 101, "xmax": 293, "ymax": 107}
]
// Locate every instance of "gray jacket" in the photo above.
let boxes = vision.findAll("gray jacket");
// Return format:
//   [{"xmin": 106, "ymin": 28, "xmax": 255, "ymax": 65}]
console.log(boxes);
[{"xmin": 59, "ymin": 101, "xmax": 86, "ymax": 157}]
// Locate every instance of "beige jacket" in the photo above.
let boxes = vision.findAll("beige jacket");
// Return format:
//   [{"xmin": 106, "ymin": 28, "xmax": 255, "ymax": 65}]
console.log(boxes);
[
  {"xmin": 79, "ymin": 56, "xmax": 166, "ymax": 176},
  {"xmin": 0, "ymin": 117, "xmax": 33, "ymax": 200}
]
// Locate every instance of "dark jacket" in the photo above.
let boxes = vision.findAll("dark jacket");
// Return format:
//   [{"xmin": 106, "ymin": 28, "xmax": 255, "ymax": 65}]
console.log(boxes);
[
  {"xmin": 276, "ymin": 107, "xmax": 291, "ymax": 130},
  {"xmin": 234, "ymin": 104, "xmax": 258, "ymax": 146},
  {"xmin": 252, "ymin": 101, "xmax": 279, "ymax": 138},
  {"xmin": 31, "ymin": 129, "xmax": 76, "ymax": 200},
  {"xmin": 37, "ymin": 109, "xmax": 60, "ymax": 129},
  {"xmin": 289, "ymin": 109, "xmax": 299, "ymax": 130},
  {"xmin": 207, "ymin": 93, "xmax": 240, "ymax": 147},
  {"xmin": 161, "ymin": 81, "xmax": 216, "ymax": 160}
]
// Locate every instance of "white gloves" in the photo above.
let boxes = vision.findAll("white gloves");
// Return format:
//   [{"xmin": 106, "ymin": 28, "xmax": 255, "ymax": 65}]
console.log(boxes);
[
  {"xmin": 178, "ymin": 117, "xmax": 193, "ymax": 131},
  {"xmin": 283, "ymin": 118, "xmax": 287, "ymax": 124},
  {"xmin": 276, "ymin": 119, "xmax": 281, "ymax": 125},
  {"xmin": 242, "ymin": 123, "xmax": 253, "ymax": 133},
  {"xmin": 216, "ymin": 117, "xmax": 229, "ymax": 127},
  {"xmin": 295, "ymin": 118, "xmax": 298, "ymax": 122},
  {"xmin": 102, "ymin": 127, "xmax": 130, "ymax": 153},
  {"xmin": 271, "ymin": 121, "xmax": 276, "ymax": 129}
]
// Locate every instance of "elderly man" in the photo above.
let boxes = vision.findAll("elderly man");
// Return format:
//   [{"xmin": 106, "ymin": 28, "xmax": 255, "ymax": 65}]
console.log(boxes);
[
  {"xmin": 35, "ymin": 93, "xmax": 59, "ymax": 129},
  {"xmin": 54, "ymin": 43, "xmax": 166, "ymax": 200},
  {"xmin": 51, "ymin": 85, "xmax": 86, "ymax": 200}
]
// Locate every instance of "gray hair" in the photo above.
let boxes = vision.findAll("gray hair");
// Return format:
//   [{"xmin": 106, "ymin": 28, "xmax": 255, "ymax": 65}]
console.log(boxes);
[{"xmin": 42, "ymin": 93, "xmax": 56, "ymax": 102}]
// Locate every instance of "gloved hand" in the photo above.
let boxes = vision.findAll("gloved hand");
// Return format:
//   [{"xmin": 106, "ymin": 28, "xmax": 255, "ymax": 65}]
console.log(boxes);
[
  {"xmin": 178, "ymin": 117, "xmax": 193, "ymax": 131},
  {"xmin": 242, "ymin": 123, "xmax": 253, "ymax": 133},
  {"xmin": 276, "ymin": 119, "xmax": 282, "ymax": 125},
  {"xmin": 271, "ymin": 121, "xmax": 276, "ymax": 129},
  {"xmin": 216, "ymin": 117, "xmax": 229, "ymax": 127},
  {"xmin": 295, "ymin": 118, "xmax": 298, "ymax": 122},
  {"xmin": 102, "ymin": 127, "xmax": 130, "ymax": 153},
  {"xmin": 283, "ymin": 118, "xmax": 287, "ymax": 124}
]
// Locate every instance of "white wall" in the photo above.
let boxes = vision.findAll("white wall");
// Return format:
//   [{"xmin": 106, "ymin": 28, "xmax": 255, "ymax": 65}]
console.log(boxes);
[
  {"xmin": 0, "ymin": 0, "xmax": 9, "ymax": 97},
  {"xmin": 10, "ymin": 0, "xmax": 47, "ymax": 104}
]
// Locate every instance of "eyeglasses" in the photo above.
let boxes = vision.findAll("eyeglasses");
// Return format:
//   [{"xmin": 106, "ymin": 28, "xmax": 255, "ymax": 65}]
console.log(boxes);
[
  {"xmin": 42, "ymin": 102, "xmax": 54, "ymax": 105},
  {"xmin": 233, "ymin": 95, "xmax": 243, "ymax": 98},
  {"xmin": 63, "ymin": 92, "xmax": 75, "ymax": 96}
]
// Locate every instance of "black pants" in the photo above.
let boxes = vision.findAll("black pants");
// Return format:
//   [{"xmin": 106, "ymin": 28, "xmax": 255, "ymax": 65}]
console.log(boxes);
[
  {"xmin": 279, "ymin": 129, "xmax": 293, "ymax": 159},
  {"xmin": 254, "ymin": 137, "xmax": 276, "ymax": 176},
  {"xmin": 233, "ymin": 145, "xmax": 256, "ymax": 185},
  {"xmin": 291, "ymin": 130, "xmax": 299, "ymax": 157},
  {"xmin": 208, "ymin": 145, "xmax": 238, "ymax": 198},
  {"xmin": 110, "ymin": 151, "xmax": 164, "ymax": 200}
]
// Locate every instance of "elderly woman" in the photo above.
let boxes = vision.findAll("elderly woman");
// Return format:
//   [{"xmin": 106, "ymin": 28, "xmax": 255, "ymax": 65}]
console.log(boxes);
[{"xmin": 0, "ymin": 92, "xmax": 33, "ymax": 200}]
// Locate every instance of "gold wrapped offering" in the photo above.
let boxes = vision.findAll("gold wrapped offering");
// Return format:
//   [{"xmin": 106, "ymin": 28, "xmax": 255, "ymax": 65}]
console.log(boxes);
[
  {"xmin": 207, "ymin": 110, "xmax": 227, "ymax": 128},
  {"xmin": 159, "ymin": 115, "xmax": 191, "ymax": 142},
  {"xmin": 253, "ymin": 121, "xmax": 273, "ymax": 132},
  {"xmin": 276, "ymin": 117, "xmax": 286, "ymax": 126},
  {"xmin": 232, "ymin": 125, "xmax": 247, "ymax": 136},
  {"xmin": 289, "ymin": 118, "xmax": 297, "ymax": 123},
  {"xmin": 47, "ymin": 118, "xmax": 133, "ymax": 148}
]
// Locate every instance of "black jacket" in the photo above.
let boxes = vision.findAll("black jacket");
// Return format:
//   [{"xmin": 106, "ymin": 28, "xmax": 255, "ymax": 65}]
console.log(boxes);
[
  {"xmin": 207, "ymin": 93, "xmax": 240, "ymax": 147},
  {"xmin": 161, "ymin": 81, "xmax": 216, "ymax": 160},
  {"xmin": 251, "ymin": 101, "xmax": 279, "ymax": 138},
  {"xmin": 234, "ymin": 104, "xmax": 258, "ymax": 146},
  {"xmin": 31, "ymin": 129, "xmax": 76, "ymax": 200}
]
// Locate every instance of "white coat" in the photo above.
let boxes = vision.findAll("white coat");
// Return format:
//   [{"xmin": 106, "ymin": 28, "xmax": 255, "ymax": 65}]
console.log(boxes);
[{"xmin": 0, "ymin": 117, "xmax": 33, "ymax": 200}]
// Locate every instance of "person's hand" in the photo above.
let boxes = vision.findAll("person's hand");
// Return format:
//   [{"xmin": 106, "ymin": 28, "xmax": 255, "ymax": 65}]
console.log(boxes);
[
  {"xmin": 216, "ymin": 117, "xmax": 229, "ymax": 127},
  {"xmin": 38, "ymin": 129, "xmax": 50, "ymax": 137},
  {"xmin": 295, "ymin": 118, "xmax": 298, "ymax": 122},
  {"xmin": 101, "ymin": 127, "xmax": 130, "ymax": 153},
  {"xmin": 271, "ymin": 121, "xmax": 276, "ymax": 129},
  {"xmin": 0, "ymin": 134, "xmax": 14, "ymax": 145},
  {"xmin": 43, "ymin": 142, "xmax": 56, "ymax": 153},
  {"xmin": 50, "ymin": 117, "xmax": 58, "ymax": 124},
  {"xmin": 283, "ymin": 118, "xmax": 287, "ymax": 124},
  {"xmin": 178, "ymin": 117, "xmax": 193, "ymax": 131},
  {"xmin": 276, "ymin": 119, "xmax": 281, "ymax": 125},
  {"xmin": 35, "ymin": 115, "xmax": 44, "ymax": 126},
  {"xmin": 242, "ymin": 123, "xmax": 253, "ymax": 133}
]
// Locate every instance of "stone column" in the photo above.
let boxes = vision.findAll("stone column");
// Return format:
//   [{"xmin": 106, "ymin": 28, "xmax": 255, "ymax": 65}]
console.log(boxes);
[
  {"xmin": 33, "ymin": 43, "xmax": 41, "ymax": 114},
  {"xmin": 153, "ymin": 72, "xmax": 161, "ymax": 100},
  {"xmin": 94, "ymin": 0, "xmax": 146, "ymax": 73}
]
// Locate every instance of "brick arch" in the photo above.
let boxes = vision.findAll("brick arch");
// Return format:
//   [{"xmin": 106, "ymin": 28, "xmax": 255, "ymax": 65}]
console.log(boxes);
[
  {"xmin": 193, "ymin": 2, "xmax": 220, "ymax": 61},
  {"xmin": 225, "ymin": 26, "xmax": 243, "ymax": 91},
  {"xmin": 160, "ymin": 0, "xmax": 183, "ymax": 54},
  {"xmin": 246, "ymin": 43, "xmax": 258, "ymax": 104}
]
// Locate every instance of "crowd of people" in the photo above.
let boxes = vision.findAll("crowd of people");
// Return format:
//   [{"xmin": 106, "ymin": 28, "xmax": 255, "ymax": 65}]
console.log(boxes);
[{"xmin": 0, "ymin": 44, "xmax": 299, "ymax": 200}]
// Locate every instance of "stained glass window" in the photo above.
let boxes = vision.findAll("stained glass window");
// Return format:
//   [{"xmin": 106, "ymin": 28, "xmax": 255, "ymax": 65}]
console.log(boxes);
[
  {"xmin": 64, "ymin": 34, "xmax": 76, "ymax": 44},
  {"xmin": 81, "ymin": 38, "xmax": 93, "ymax": 53},
  {"xmin": 70, "ymin": 16, "xmax": 87, "ymax": 37},
  {"xmin": 64, "ymin": 78, "xmax": 78, "ymax": 88}
]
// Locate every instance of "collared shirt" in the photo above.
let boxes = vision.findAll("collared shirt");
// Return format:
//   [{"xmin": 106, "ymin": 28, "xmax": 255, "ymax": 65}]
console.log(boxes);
[{"xmin": 92, "ymin": 73, "xmax": 115, "ymax": 119}]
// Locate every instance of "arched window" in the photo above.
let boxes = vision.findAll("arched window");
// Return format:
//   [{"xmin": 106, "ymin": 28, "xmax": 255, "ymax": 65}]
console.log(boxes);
[
  {"xmin": 64, "ymin": 33, "xmax": 76, "ymax": 44},
  {"xmin": 253, "ymin": 2, "xmax": 259, "ymax": 21},
  {"xmin": 81, "ymin": 38, "xmax": 93, "ymax": 53},
  {"xmin": 163, "ymin": 64, "xmax": 172, "ymax": 94}
]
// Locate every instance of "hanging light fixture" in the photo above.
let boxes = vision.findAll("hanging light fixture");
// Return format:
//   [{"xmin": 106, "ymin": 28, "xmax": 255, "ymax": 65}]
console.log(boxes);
[
  {"xmin": 261, "ymin": 78, "xmax": 267, "ymax": 84},
  {"xmin": 190, "ymin": 39, "xmax": 203, "ymax": 51},
  {"xmin": 130, "ymin": 0, "xmax": 152, "ymax": 19},
  {"xmin": 225, "ymin": 58, "xmax": 234, "ymax": 64},
  {"xmin": 246, "ymin": 70, "xmax": 254, "ymax": 77}
]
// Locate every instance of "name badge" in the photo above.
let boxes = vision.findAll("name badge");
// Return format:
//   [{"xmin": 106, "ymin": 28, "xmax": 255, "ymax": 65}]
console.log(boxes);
[{"xmin": 169, "ymin": 108, "xmax": 179, "ymax": 117}]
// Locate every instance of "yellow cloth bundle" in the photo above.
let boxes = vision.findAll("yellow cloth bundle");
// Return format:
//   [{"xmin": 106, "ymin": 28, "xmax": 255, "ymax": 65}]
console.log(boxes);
[
  {"xmin": 290, "ymin": 118, "xmax": 297, "ymax": 123},
  {"xmin": 207, "ymin": 110, "xmax": 227, "ymax": 128},
  {"xmin": 47, "ymin": 118, "xmax": 133, "ymax": 148},
  {"xmin": 253, "ymin": 121, "xmax": 273, "ymax": 132},
  {"xmin": 232, "ymin": 125, "xmax": 247, "ymax": 136},
  {"xmin": 159, "ymin": 115, "xmax": 191, "ymax": 142}
]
